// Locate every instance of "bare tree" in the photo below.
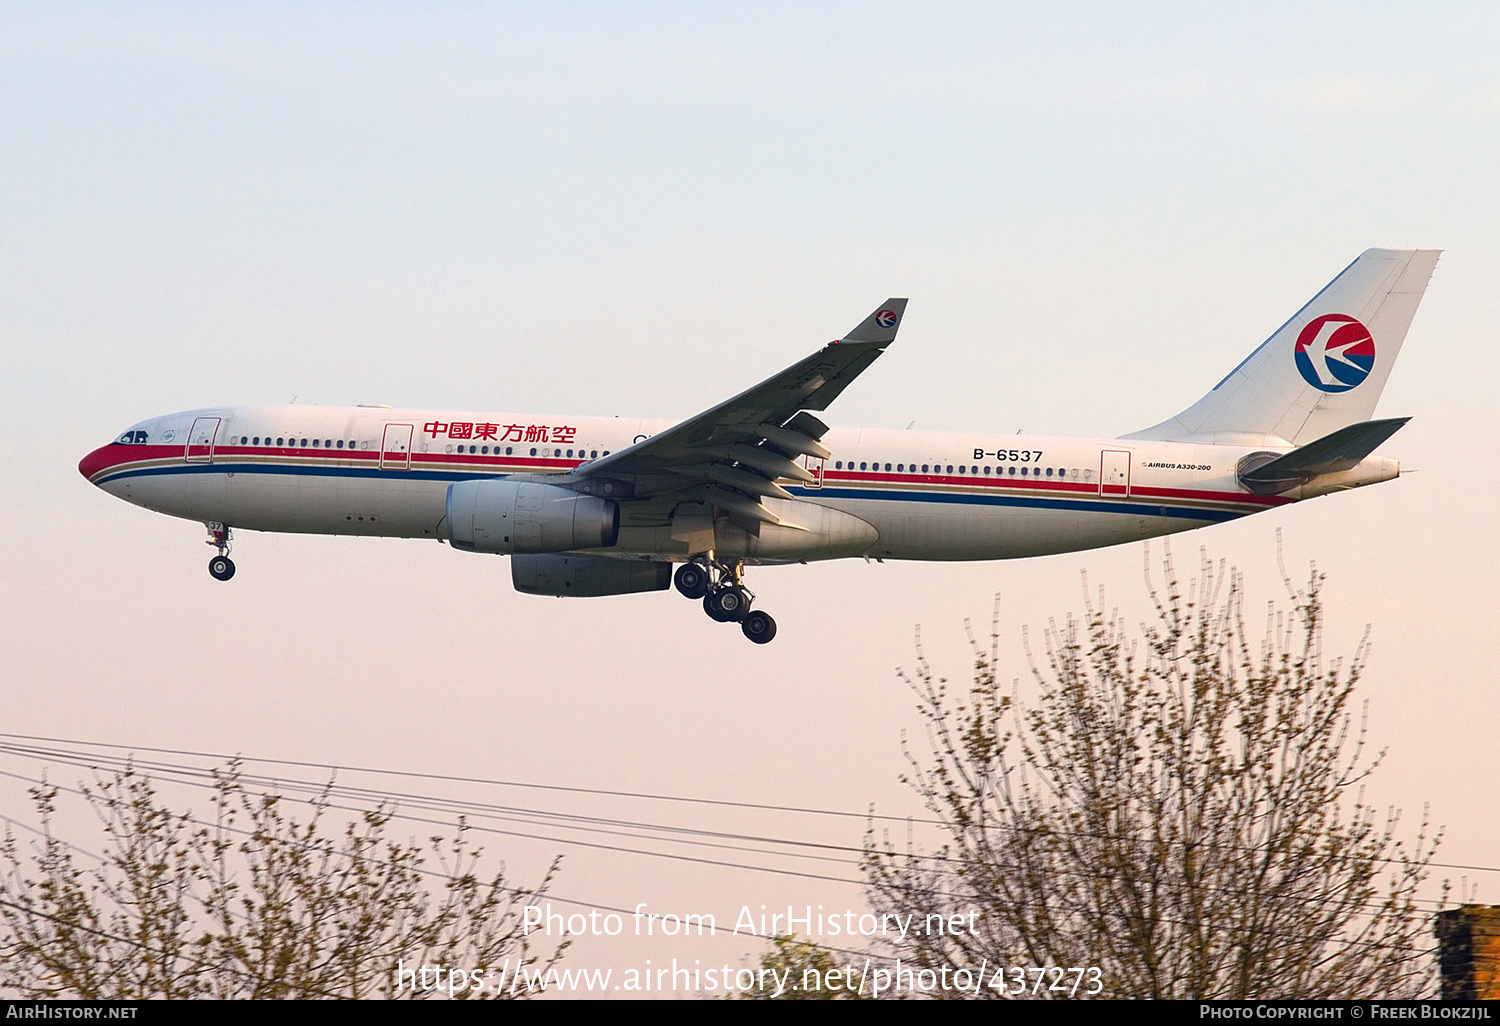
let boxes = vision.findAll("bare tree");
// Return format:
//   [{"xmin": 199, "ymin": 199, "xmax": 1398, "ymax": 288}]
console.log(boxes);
[
  {"xmin": 0, "ymin": 765, "xmax": 564, "ymax": 998},
  {"xmin": 865, "ymin": 546, "xmax": 1444, "ymax": 999},
  {"xmin": 735, "ymin": 934, "xmax": 875, "ymax": 1000}
]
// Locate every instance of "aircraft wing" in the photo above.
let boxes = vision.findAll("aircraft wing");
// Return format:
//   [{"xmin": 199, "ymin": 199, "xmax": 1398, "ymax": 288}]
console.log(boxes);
[{"xmin": 572, "ymin": 299, "xmax": 908, "ymax": 522}]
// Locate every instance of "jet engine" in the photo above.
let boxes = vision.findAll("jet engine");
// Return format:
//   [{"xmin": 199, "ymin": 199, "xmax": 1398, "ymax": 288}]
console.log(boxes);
[
  {"xmin": 512, "ymin": 554, "xmax": 671, "ymax": 597},
  {"xmin": 446, "ymin": 480, "xmax": 618, "ymax": 554}
]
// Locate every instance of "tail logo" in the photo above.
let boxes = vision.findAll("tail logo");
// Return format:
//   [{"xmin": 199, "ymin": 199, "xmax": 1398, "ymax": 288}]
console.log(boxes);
[
  {"xmin": 1294, "ymin": 314, "xmax": 1375, "ymax": 393},
  {"xmin": 875, "ymin": 309, "xmax": 898, "ymax": 329}
]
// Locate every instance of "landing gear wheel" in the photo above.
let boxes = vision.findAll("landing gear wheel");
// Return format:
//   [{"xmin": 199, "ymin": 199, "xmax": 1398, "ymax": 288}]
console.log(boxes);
[
  {"xmin": 674, "ymin": 562, "xmax": 710, "ymax": 599},
  {"xmin": 704, "ymin": 586, "xmax": 750, "ymax": 622},
  {"xmin": 208, "ymin": 555, "xmax": 236, "ymax": 581},
  {"xmin": 741, "ymin": 610, "xmax": 777, "ymax": 644}
]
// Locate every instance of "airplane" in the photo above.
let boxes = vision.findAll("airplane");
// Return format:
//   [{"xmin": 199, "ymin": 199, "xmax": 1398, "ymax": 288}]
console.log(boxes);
[{"xmin": 80, "ymin": 248, "xmax": 1438, "ymax": 644}]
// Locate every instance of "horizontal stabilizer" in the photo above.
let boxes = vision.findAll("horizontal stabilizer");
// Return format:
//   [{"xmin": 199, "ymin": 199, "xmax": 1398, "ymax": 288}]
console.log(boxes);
[{"xmin": 1239, "ymin": 417, "xmax": 1409, "ymax": 493}]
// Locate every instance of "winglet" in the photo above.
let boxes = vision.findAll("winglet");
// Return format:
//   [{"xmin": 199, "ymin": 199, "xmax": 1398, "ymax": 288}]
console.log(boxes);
[{"xmin": 842, "ymin": 299, "xmax": 909, "ymax": 344}]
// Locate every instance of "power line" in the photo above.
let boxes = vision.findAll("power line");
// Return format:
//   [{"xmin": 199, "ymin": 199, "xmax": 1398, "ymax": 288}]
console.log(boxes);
[
  {"xmin": 0, "ymin": 731, "xmax": 907, "ymax": 822},
  {"xmin": 2, "ymin": 733, "xmax": 1493, "ymax": 879},
  {"xmin": 0, "ymin": 738, "xmax": 1470, "ymax": 933},
  {"xmin": 0, "ymin": 747, "xmax": 1460, "ymax": 976}
]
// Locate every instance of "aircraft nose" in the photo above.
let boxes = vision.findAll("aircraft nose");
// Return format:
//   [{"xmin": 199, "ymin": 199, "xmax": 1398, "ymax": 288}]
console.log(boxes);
[{"xmin": 79, "ymin": 444, "xmax": 117, "ymax": 483}]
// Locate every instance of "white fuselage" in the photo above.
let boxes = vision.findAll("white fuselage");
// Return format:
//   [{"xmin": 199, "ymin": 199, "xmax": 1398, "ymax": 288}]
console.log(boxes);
[{"xmin": 81, "ymin": 403, "xmax": 1318, "ymax": 564}]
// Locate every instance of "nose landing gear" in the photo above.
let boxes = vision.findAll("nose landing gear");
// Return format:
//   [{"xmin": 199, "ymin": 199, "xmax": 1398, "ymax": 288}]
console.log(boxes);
[
  {"xmin": 674, "ymin": 557, "xmax": 777, "ymax": 644},
  {"xmin": 206, "ymin": 522, "xmax": 236, "ymax": 581}
]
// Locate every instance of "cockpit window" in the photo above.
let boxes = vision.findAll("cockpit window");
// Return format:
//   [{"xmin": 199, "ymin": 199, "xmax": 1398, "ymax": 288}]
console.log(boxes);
[{"xmin": 116, "ymin": 430, "xmax": 148, "ymax": 444}]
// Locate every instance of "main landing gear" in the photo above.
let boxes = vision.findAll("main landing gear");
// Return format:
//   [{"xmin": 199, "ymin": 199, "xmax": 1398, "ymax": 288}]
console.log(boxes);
[
  {"xmin": 206, "ymin": 522, "xmax": 236, "ymax": 581},
  {"xmin": 674, "ymin": 559, "xmax": 777, "ymax": 644}
]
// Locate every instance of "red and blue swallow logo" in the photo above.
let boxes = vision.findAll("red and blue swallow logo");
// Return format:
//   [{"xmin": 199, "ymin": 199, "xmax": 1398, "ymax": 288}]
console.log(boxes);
[
  {"xmin": 1294, "ymin": 314, "xmax": 1375, "ymax": 393},
  {"xmin": 875, "ymin": 309, "xmax": 898, "ymax": 329}
]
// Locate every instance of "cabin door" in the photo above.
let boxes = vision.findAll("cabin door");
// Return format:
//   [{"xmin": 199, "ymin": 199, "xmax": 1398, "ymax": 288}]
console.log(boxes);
[
  {"xmin": 802, "ymin": 455, "xmax": 825, "ymax": 489},
  {"xmin": 185, "ymin": 417, "xmax": 221, "ymax": 464},
  {"xmin": 1100, "ymin": 449, "xmax": 1131, "ymax": 497},
  {"xmin": 381, "ymin": 424, "xmax": 414, "ymax": 470}
]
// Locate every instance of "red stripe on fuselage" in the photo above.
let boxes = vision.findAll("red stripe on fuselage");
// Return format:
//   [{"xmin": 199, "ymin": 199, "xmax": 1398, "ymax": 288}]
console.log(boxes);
[{"xmin": 80, "ymin": 444, "xmax": 1285, "ymax": 512}]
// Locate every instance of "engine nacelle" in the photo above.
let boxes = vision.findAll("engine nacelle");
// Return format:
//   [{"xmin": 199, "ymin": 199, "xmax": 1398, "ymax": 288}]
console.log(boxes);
[
  {"xmin": 446, "ymin": 480, "xmax": 619, "ymax": 554},
  {"xmin": 512, "ymin": 554, "xmax": 671, "ymax": 597}
]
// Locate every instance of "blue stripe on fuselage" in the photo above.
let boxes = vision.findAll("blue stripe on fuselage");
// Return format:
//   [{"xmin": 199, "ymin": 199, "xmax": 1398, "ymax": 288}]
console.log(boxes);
[
  {"xmin": 789, "ymin": 486, "xmax": 1244, "ymax": 522},
  {"xmin": 99, "ymin": 460, "xmax": 1247, "ymax": 523}
]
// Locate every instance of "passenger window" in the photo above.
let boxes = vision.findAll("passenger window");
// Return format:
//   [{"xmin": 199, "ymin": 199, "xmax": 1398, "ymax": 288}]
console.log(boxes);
[
  {"xmin": 922, "ymin": 465, "xmax": 929, "ymax": 473},
  {"xmin": 312, "ymin": 439, "xmax": 320, "ymax": 448},
  {"xmin": 530, "ymin": 448, "xmax": 537, "ymax": 456},
  {"xmin": 983, "ymin": 465, "xmax": 991, "ymax": 474},
  {"xmin": 506, "ymin": 447, "xmax": 513, "ymax": 455},
  {"xmin": 946, "ymin": 465, "xmax": 953, "ymax": 473},
  {"xmin": 277, "ymin": 438, "xmax": 285, "ymax": 446},
  {"xmin": 958, "ymin": 465, "xmax": 965, "ymax": 474}
]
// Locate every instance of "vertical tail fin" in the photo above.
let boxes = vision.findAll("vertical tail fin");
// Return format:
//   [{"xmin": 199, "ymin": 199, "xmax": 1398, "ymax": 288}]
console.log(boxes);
[{"xmin": 1124, "ymin": 249, "xmax": 1440, "ymax": 446}]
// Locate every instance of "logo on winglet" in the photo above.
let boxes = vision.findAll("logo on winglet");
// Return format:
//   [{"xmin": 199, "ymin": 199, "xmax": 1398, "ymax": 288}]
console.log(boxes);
[
  {"xmin": 1294, "ymin": 314, "xmax": 1374, "ymax": 393},
  {"xmin": 875, "ymin": 309, "xmax": 898, "ymax": 329}
]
